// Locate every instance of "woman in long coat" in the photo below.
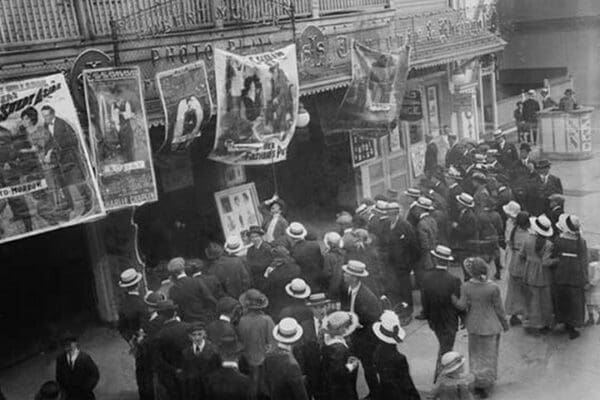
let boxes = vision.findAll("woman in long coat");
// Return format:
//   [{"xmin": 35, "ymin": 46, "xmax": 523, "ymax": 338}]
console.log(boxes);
[
  {"xmin": 552, "ymin": 214, "xmax": 588, "ymax": 339},
  {"xmin": 504, "ymin": 211, "xmax": 531, "ymax": 326},
  {"xmin": 453, "ymin": 258, "xmax": 509, "ymax": 399},
  {"xmin": 520, "ymin": 215, "xmax": 558, "ymax": 333}
]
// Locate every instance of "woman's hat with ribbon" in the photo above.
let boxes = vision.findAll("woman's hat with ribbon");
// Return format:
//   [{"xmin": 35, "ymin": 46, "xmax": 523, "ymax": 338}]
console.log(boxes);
[{"xmin": 372, "ymin": 310, "xmax": 406, "ymax": 344}]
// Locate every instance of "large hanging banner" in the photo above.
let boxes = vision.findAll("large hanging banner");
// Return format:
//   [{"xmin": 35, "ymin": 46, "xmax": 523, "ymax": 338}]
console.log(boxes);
[
  {"xmin": 209, "ymin": 44, "xmax": 299, "ymax": 165},
  {"xmin": 156, "ymin": 61, "xmax": 213, "ymax": 152},
  {"xmin": 83, "ymin": 67, "xmax": 158, "ymax": 211},
  {"xmin": 335, "ymin": 41, "xmax": 411, "ymax": 132},
  {"xmin": 0, "ymin": 74, "xmax": 105, "ymax": 244}
]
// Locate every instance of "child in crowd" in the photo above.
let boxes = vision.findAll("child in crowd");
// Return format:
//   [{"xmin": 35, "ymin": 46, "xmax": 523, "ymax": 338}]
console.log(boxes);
[{"xmin": 429, "ymin": 351, "xmax": 475, "ymax": 400}]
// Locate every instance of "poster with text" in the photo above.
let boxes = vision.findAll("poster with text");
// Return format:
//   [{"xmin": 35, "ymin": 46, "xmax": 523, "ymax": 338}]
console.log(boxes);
[
  {"xmin": 209, "ymin": 45, "xmax": 299, "ymax": 165},
  {"xmin": 156, "ymin": 61, "xmax": 213, "ymax": 152},
  {"xmin": 83, "ymin": 67, "xmax": 158, "ymax": 211},
  {"xmin": 335, "ymin": 41, "xmax": 410, "ymax": 132},
  {"xmin": 0, "ymin": 74, "xmax": 105, "ymax": 244}
]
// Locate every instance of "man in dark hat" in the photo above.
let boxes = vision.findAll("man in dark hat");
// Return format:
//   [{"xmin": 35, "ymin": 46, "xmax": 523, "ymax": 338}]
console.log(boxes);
[
  {"xmin": 247, "ymin": 225, "xmax": 274, "ymax": 290},
  {"xmin": 35, "ymin": 381, "xmax": 60, "ymax": 400},
  {"xmin": 55, "ymin": 334, "xmax": 100, "ymax": 400},
  {"xmin": 424, "ymin": 133, "xmax": 439, "ymax": 178},
  {"xmin": 452, "ymin": 193, "xmax": 479, "ymax": 275},
  {"xmin": 475, "ymin": 198, "xmax": 505, "ymax": 280},
  {"xmin": 559, "ymin": 88, "xmax": 578, "ymax": 112},
  {"xmin": 186, "ymin": 258, "xmax": 225, "ymax": 300},
  {"xmin": 154, "ymin": 300, "xmax": 190, "ymax": 400},
  {"xmin": 420, "ymin": 246, "xmax": 462, "ymax": 382},
  {"xmin": 409, "ymin": 198, "xmax": 438, "ymax": 303},
  {"xmin": 168, "ymin": 257, "xmax": 217, "ymax": 323},
  {"xmin": 206, "ymin": 335, "xmax": 251, "ymax": 400},
  {"xmin": 522, "ymin": 89, "xmax": 540, "ymax": 144},
  {"xmin": 445, "ymin": 167, "xmax": 464, "ymax": 222},
  {"xmin": 206, "ymin": 296, "xmax": 240, "ymax": 345},
  {"xmin": 492, "ymin": 129, "xmax": 518, "ymax": 171},
  {"xmin": 472, "ymin": 172, "xmax": 490, "ymax": 213},
  {"xmin": 181, "ymin": 322, "xmax": 220, "ymax": 400},
  {"xmin": 532, "ymin": 159, "xmax": 563, "ymax": 217},
  {"xmin": 547, "ymin": 194, "xmax": 566, "ymax": 235}
]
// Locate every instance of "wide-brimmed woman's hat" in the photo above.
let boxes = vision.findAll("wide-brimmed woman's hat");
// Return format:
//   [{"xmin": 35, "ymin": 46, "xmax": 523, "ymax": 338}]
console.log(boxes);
[
  {"xmin": 456, "ymin": 192, "xmax": 475, "ymax": 208},
  {"xmin": 431, "ymin": 245, "xmax": 454, "ymax": 261},
  {"xmin": 557, "ymin": 214, "xmax": 580, "ymax": 234},
  {"xmin": 440, "ymin": 351, "xmax": 465, "ymax": 375},
  {"xmin": 239, "ymin": 289, "xmax": 269, "ymax": 310},
  {"xmin": 530, "ymin": 215, "xmax": 554, "ymax": 237},
  {"xmin": 285, "ymin": 278, "xmax": 311, "ymax": 299},
  {"xmin": 248, "ymin": 225, "xmax": 265, "ymax": 236},
  {"xmin": 224, "ymin": 236, "xmax": 245, "ymax": 254},
  {"xmin": 502, "ymin": 200, "xmax": 521, "ymax": 219},
  {"xmin": 322, "ymin": 311, "xmax": 360, "ymax": 338},
  {"xmin": 342, "ymin": 260, "xmax": 369, "ymax": 277},
  {"xmin": 372, "ymin": 310, "xmax": 406, "ymax": 344},
  {"xmin": 286, "ymin": 222, "xmax": 307, "ymax": 239},
  {"xmin": 272, "ymin": 317, "xmax": 304, "ymax": 344},
  {"xmin": 119, "ymin": 268, "xmax": 143, "ymax": 288},
  {"xmin": 306, "ymin": 293, "xmax": 331, "ymax": 307}
]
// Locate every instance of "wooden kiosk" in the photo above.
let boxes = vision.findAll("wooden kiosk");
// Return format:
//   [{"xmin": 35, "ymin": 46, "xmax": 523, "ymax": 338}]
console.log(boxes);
[{"xmin": 538, "ymin": 106, "xmax": 594, "ymax": 160}]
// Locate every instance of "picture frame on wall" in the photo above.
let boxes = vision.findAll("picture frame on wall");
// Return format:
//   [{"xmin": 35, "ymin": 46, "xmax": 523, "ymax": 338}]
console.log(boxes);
[
  {"xmin": 426, "ymin": 85, "xmax": 441, "ymax": 136},
  {"xmin": 214, "ymin": 182, "xmax": 262, "ymax": 250},
  {"xmin": 220, "ymin": 165, "xmax": 247, "ymax": 188}
]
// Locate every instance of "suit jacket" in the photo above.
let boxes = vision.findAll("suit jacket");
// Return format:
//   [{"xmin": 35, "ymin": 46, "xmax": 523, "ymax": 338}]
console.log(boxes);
[
  {"xmin": 209, "ymin": 255, "xmax": 251, "ymax": 299},
  {"xmin": 206, "ymin": 318, "xmax": 238, "ymax": 345},
  {"xmin": 192, "ymin": 272, "xmax": 225, "ymax": 300},
  {"xmin": 206, "ymin": 366, "xmax": 252, "ymax": 400},
  {"xmin": 247, "ymin": 241, "xmax": 274, "ymax": 288},
  {"xmin": 323, "ymin": 247, "xmax": 346, "ymax": 300},
  {"xmin": 169, "ymin": 275, "xmax": 217, "ymax": 323},
  {"xmin": 237, "ymin": 311, "xmax": 277, "ymax": 367},
  {"xmin": 388, "ymin": 218, "xmax": 420, "ymax": 273},
  {"xmin": 416, "ymin": 214, "xmax": 438, "ymax": 271},
  {"xmin": 522, "ymin": 98, "xmax": 540, "ymax": 122},
  {"xmin": 55, "ymin": 351, "xmax": 100, "ymax": 400},
  {"xmin": 425, "ymin": 141, "xmax": 438, "ymax": 174},
  {"xmin": 117, "ymin": 293, "xmax": 147, "ymax": 342},
  {"xmin": 453, "ymin": 208, "xmax": 478, "ymax": 249},
  {"xmin": 290, "ymin": 240, "xmax": 324, "ymax": 290},
  {"xmin": 321, "ymin": 343, "xmax": 358, "ymax": 400},
  {"xmin": 342, "ymin": 283, "xmax": 382, "ymax": 329},
  {"xmin": 373, "ymin": 343, "xmax": 421, "ymax": 400},
  {"xmin": 532, "ymin": 174, "xmax": 563, "ymax": 216},
  {"xmin": 421, "ymin": 268, "xmax": 462, "ymax": 333},
  {"xmin": 181, "ymin": 341, "xmax": 221, "ymax": 399},
  {"xmin": 264, "ymin": 258, "xmax": 302, "ymax": 317},
  {"xmin": 154, "ymin": 319, "xmax": 190, "ymax": 382},
  {"xmin": 447, "ymin": 182, "xmax": 464, "ymax": 222},
  {"xmin": 493, "ymin": 141, "xmax": 518, "ymax": 171},
  {"xmin": 264, "ymin": 347, "xmax": 309, "ymax": 400}
]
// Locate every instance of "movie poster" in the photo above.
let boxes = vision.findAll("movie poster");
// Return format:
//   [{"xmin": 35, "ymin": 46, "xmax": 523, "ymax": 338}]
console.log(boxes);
[
  {"xmin": 0, "ymin": 74, "xmax": 105, "ymax": 244},
  {"xmin": 214, "ymin": 182, "xmax": 262, "ymax": 250},
  {"xmin": 209, "ymin": 45, "xmax": 299, "ymax": 165},
  {"xmin": 83, "ymin": 67, "xmax": 158, "ymax": 211},
  {"xmin": 336, "ymin": 41, "xmax": 411, "ymax": 131},
  {"xmin": 156, "ymin": 61, "xmax": 213, "ymax": 152}
]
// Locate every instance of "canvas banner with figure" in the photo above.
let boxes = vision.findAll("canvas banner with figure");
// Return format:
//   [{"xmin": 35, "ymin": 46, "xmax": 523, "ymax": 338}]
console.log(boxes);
[
  {"xmin": 0, "ymin": 73, "xmax": 105, "ymax": 244},
  {"xmin": 156, "ymin": 61, "xmax": 213, "ymax": 152},
  {"xmin": 83, "ymin": 67, "xmax": 158, "ymax": 211},
  {"xmin": 335, "ymin": 41, "xmax": 411, "ymax": 132},
  {"xmin": 209, "ymin": 44, "xmax": 299, "ymax": 165}
]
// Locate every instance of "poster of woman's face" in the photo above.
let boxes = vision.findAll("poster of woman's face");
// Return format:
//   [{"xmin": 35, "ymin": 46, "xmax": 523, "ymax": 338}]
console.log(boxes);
[{"xmin": 214, "ymin": 183, "xmax": 262, "ymax": 249}]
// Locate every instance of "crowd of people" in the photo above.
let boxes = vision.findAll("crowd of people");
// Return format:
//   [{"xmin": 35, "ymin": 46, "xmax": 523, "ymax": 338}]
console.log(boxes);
[{"xmin": 37, "ymin": 128, "xmax": 600, "ymax": 400}]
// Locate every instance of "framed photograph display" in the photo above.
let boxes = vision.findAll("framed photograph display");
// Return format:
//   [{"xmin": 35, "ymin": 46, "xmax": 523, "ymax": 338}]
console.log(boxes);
[{"xmin": 214, "ymin": 183, "xmax": 262, "ymax": 248}]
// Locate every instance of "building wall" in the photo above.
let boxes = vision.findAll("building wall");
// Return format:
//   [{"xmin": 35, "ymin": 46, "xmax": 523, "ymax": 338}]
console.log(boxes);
[
  {"xmin": 499, "ymin": 0, "xmax": 600, "ymax": 22},
  {"xmin": 391, "ymin": 0, "xmax": 448, "ymax": 13}
]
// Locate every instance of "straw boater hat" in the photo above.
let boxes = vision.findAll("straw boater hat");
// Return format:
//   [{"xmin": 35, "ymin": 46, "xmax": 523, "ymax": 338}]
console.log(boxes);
[
  {"xmin": 372, "ymin": 310, "xmax": 406, "ymax": 344},
  {"xmin": 322, "ymin": 311, "xmax": 360, "ymax": 338},
  {"xmin": 431, "ymin": 245, "xmax": 454, "ymax": 262},
  {"xmin": 412, "ymin": 196, "xmax": 435, "ymax": 211},
  {"xmin": 502, "ymin": 201, "xmax": 521, "ymax": 219},
  {"xmin": 239, "ymin": 289, "xmax": 269, "ymax": 310},
  {"xmin": 342, "ymin": 260, "xmax": 369, "ymax": 277},
  {"xmin": 374, "ymin": 200, "xmax": 389, "ymax": 214},
  {"xmin": 119, "ymin": 268, "xmax": 143, "ymax": 288},
  {"xmin": 445, "ymin": 166, "xmax": 463, "ymax": 180},
  {"xmin": 272, "ymin": 317, "xmax": 304, "ymax": 344},
  {"xmin": 456, "ymin": 192, "xmax": 475, "ymax": 208},
  {"xmin": 144, "ymin": 291, "xmax": 166, "ymax": 307},
  {"xmin": 492, "ymin": 129, "xmax": 504, "ymax": 139},
  {"xmin": 248, "ymin": 225, "xmax": 265, "ymax": 236},
  {"xmin": 557, "ymin": 214, "xmax": 580, "ymax": 235},
  {"xmin": 384, "ymin": 202, "xmax": 401, "ymax": 214},
  {"xmin": 530, "ymin": 215, "xmax": 554, "ymax": 238},
  {"xmin": 403, "ymin": 188, "xmax": 421, "ymax": 199},
  {"xmin": 224, "ymin": 236, "xmax": 245, "ymax": 254},
  {"xmin": 285, "ymin": 278, "xmax": 312, "ymax": 299},
  {"xmin": 440, "ymin": 351, "xmax": 465, "ymax": 375},
  {"xmin": 336, "ymin": 211, "xmax": 353, "ymax": 225},
  {"xmin": 306, "ymin": 293, "xmax": 331, "ymax": 307},
  {"xmin": 286, "ymin": 222, "xmax": 308, "ymax": 239},
  {"xmin": 324, "ymin": 231, "xmax": 343, "ymax": 250}
]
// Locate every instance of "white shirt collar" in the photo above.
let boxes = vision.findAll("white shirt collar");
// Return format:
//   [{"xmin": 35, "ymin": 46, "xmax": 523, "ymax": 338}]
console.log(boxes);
[
  {"xmin": 435, "ymin": 265, "xmax": 448, "ymax": 270},
  {"xmin": 219, "ymin": 315, "xmax": 231, "ymax": 322},
  {"xmin": 149, "ymin": 311, "xmax": 158, "ymax": 321},
  {"xmin": 277, "ymin": 343, "xmax": 292, "ymax": 352},
  {"xmin": 449, "ymin": 183, "xmax": 458, "ymax": 189},
  {"xmin": 193, "ymin": 340, "xmax": 206, "ymax": 353},
  {"xmin": 68, "ymin": 349, "xmax": 80, "ymax": 364},
  {"xmin": 349, "ymin": 282, "xmax": 361, "ymax": 296},
  {"xmin": 192, "ymin": 271, "xmax": 202, "ymax": 277},
  {"xmin": 324, "ymin": 335, "xmax": 348, "ymax": 347},
  {"xmin": 222, "ymin": 361, "xmax": 239, "ymax": 369},
  {"xmin": 419, "ymin": 212, "xmax": 429, "ymax": 219},
  {"xmin": 127, "ymin": 291, "xmax": 140, "ymax": 296},
  {"xmin": 176, "ymin": 273, "xmax": 187, "ymax": 280}
]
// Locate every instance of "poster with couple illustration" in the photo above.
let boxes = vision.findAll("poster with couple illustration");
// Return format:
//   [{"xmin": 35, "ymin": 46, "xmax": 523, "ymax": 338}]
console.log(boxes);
[
  {"xmin": 214, "ymin": 182, "xmax": 261, "ymax": 250},
  {"xmin": 209, "ymin": 44, "xmax": 299, "ymax": 165},
  {"xmin": 156, "ymin": 61, "xmax": 213, "ymax": 152},
  {"xmin": 0, "ymin": 73, "xmax": 105, "ymax": 244},
  {"xmin": 83, "ymin": 66, "xmax": 158, "ymax": 211}
]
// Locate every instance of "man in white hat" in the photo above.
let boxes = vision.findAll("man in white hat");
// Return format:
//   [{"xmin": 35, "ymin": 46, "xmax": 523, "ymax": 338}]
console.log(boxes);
[
  {"xmin": 209, "ymin": 237, "xmax": 251, "ymax": 299},
  {"xmin": 287, "ymin": 222, "xmax": 325, "ymax": 292},
  {"xmin": 409, "ymin": 197, "xmax": 438, "ymax": 305},
  {"xmin": 492, "ymin": 129, "xmax": 518, "ymax": 171},
  {"xmin": 522, "ymin": 89, "xmax": 540, "ymax": 145},
  {"xmin": 452, "ymin": 193, "xmax": 479, "ymax": 271},
  {"xmin": 342, "ymin": 260, "xmax": 382, "ymax": 397},
  {"xmin": 263, "ymin": 318, "xmax": 309, "ymax": 400},
  {"xmin": 117, "ymin": 268, "xmax": 146, "ymax": 344},
  {"xmin": 420, "ymin": 245, "xmax": 462, "ymax": 382}
]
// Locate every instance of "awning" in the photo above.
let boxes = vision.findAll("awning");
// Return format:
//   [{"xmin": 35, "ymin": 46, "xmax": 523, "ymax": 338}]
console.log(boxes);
[{"xmin": 499, "ymin": 68, "xmax": 568, "ymax": 85}]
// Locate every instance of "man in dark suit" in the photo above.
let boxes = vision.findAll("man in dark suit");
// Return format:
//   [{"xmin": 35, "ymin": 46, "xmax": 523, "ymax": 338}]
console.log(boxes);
[
  {"xmin": 154, "ymin": 301, "xmax": 190, "ymax": 400},
  {"xmin": 445, "ymin": 167, "xmax": 464, "ymax": 222},
  {"xmin": 55, "ymin": 334, "xmax": 100, "ymax": 400},
  {"xmin": 264, "ymin": 318, "xmax": 310, "ymax": 400},
  {"xmin": 206, "ymin": 335, "xmax": 252, "ymax": 400},
  {"xmin": 167, "ymin": 257, "xmax": 217, "ymax": 323},
  {"xmin": 206, "ymin": 296, "xmax": 240, "ymax": 345},
  {"xmin": 452, "ymin": 193, "xmax": 479, "ymax": 277},
  {"xmin": 531, "ymin": 159, "xmax": 563, "ymax": 217},
  {"xmin": 181, "ymin": 322, "xmax": 220, "ymax": 400},
  {"xmin": 186, "ymin": 258, "xmax": 225, "ymax": 300},
  {"xmin": 287, "ymin": 222, "xmax": 325, "ymax": 292},
  {"xmin": 522, "ymin": 90, "xmax": 541, "ymax": 144},
  {"xmin": 41, "ymin": 105, "xmax": 92, "ymax": 214},
  {"xmin": 341, "ymin": 260, "xmax": 383, "ymax": 399},
  {"xmin": 421, "ymin": 246, "xmax": 462, "ymax": 383},
  {"xmin": 138, "ymin": 292, "xmax": 168, "ymax": 400},
  {"xmin": 409, "ymin": 198, "xmax": 438, "ymax": 300},
  {"xmin": 246, "ymin": 225, "xmax": 274, "ymax": 289},
  {"xmin": 209, "ymin": 239, "xmax": 251, "ymax": 299},
  {"xmin": 424, "ymin": 134, "xmax": 438, "ymax": 178},
  {"xmin": 492, "ymin": 129, "xmax": 518, "ymax": 171}
]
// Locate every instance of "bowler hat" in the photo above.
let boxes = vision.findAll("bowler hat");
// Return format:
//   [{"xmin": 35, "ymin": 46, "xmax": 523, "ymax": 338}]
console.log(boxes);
[
  {"xmin": 248, "ymin": 225, "xmax": 265, "ymax": 236},
  {"xmin": 216, "ymin": 296, "xmax": 240, "ymax": 315},
  {"xmin": 218, "ymin": 334, "xmax": 244, "ymax": 356},
  {"xmin": 535, "ymin": 159, "xmax": 551, "ymax": 170},
  {"xmin": 144, "ymin": 291, "xmax": 167, "ymax": 307},
  {"xmin": 156, "ymin": 299, "xmax": 177, "ymax": 312},
  {"xmin": 520, "ymin": 143, "xmax": 531, "ymax": 152},
  {"xmin": 187, "ymin": 321, "xmax": 206, "ymax": 334},
  {"xmin": 37, "ymin": 381, "xmax": 60, "ymax": 400}
]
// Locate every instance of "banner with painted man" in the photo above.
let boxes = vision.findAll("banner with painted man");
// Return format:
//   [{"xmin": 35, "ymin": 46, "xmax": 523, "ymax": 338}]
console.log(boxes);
[
  {"xmin": 209, "ymin": 44, "xmax": 299, "ymax": 165},
  {"xmin": 0, "ymin": 74, "xmax": 104, "ymax": 244},
  {"xmin": 83, "ymin": 67, "xmax": 158, "ymax": 211},
  {"xmin": 335, "ymin": 40, "xmax": 411, "ymax": 132},
  {"xmin": 156, "ymin": 61, "xmax": 213, "ymax": 152}
]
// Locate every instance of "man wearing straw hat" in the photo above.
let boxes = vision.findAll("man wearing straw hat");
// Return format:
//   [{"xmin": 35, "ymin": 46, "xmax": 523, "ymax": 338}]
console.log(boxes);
[
  {"xmin": 264, "ymin": 318, "xmax": 310, "ymax": 400},
  {"xmin": 287, "ymin": 222, "xmax": 325, "ymax": 292},
  {"xmin": 409, "ymin": 197, "xmax": 438, "ymax": 305},
  {"xmin": 209, "ymin": 236, "xmax": 251, "ymax": 299},
  {"xmin": 452, "ymin": 193, "xmax": 479, "ymax": 273}
]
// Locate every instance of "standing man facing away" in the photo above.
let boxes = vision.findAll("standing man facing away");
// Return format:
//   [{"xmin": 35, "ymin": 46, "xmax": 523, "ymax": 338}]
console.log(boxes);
[{"xmin": 55, "ymin": 334, "xmax": 100, "ymax": 400}]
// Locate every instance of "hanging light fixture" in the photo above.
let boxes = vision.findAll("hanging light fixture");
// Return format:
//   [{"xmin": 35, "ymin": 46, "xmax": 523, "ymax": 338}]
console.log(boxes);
[{"xmin": 296, "ymin": 101, "xmax": 310, "ymax": 128}]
